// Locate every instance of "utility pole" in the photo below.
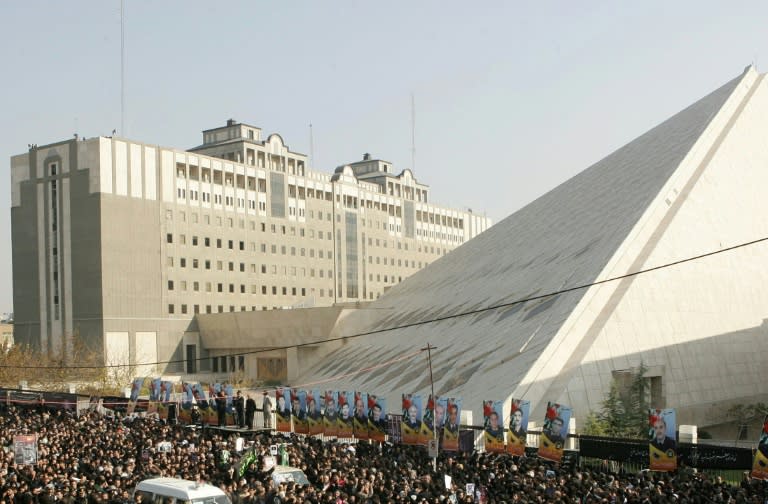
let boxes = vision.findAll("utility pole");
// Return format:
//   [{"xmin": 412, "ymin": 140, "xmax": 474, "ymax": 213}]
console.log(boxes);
[{"xmin": 422, "ymin": 342, "xmax": 438, "ymax": 471}]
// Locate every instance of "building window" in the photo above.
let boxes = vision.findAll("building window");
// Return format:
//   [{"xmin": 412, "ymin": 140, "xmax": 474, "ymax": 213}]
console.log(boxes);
[
  {"xmin": 168, "ymin": 304, "xmax": 175, "ymax": 314},
  {"xmin": 166, "ymin": 233, "xmax": 173, "ymax": 244},
  {"xmin": 168, "ymin": 280, "xmax": 174, "ymax": 290}
]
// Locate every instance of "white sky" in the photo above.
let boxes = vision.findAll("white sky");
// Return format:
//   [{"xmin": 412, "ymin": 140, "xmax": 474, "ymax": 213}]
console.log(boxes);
[{"xmin": 1, "ymin": 0, "xmax": 767, "ymax": 315}]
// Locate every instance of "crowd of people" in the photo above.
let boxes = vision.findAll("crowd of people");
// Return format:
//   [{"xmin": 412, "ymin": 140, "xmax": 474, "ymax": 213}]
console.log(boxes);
[{"xmin": 0, "ymin": 404, "xmax": 766, "ymax": 504}]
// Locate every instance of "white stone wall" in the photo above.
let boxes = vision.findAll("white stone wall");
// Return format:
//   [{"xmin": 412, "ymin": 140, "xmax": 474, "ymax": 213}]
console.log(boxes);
[{"xmin": 565, "ymin": 72, "xmax": 768, "ymax": 426}]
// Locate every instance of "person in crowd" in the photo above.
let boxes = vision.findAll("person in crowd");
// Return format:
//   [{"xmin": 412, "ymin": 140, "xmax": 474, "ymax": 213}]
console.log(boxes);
[
  {"xmin": 234, "ymin": 390, "xmax": 245, "ymax": 428},
  {"xmin": 261, "ymin": 391, "xmax": 272, "ymax": 429},
  {"xmin": 1, "ymin": 398, "xmax": 765, "ymax": 504},
  {"xmin": 216, "ymin": 390, "xmax": 227, "ymax": 427},
  {"xmin": 245, "ymin": 393, "xmax": 256, "ymax": 430}
]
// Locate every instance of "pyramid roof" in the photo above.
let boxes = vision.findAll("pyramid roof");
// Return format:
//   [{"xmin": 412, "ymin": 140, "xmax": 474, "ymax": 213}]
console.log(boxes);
[{"xmin": 297, "ymin": 66, "xmax": 766, "ymax": 424}]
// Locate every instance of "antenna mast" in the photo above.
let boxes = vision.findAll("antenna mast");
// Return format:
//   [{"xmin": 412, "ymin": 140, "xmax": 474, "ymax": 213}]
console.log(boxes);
[
  {"xmin": 309, "ymin": 123, "xmax": 314, "ymax": 169},
  {"xmin": 411, "ymin": 93, "xmax": 416, "ymax": 173},
  {"xmin": 120, "ymin": 0, "xmax": 125, "ymax": 136}
]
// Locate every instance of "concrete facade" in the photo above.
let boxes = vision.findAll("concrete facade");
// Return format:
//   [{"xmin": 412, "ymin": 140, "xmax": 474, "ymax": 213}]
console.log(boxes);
[
  {"xmin": 295, "ymin": 66, "xmax": 768, "ymax": 429},
  {"xmin": 10, "ymin": 122, "xmax": 491, "ymax": 378}
]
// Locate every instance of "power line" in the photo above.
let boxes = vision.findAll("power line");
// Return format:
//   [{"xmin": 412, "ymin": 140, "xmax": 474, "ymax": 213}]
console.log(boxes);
[{"xmin": 3, "ymin": 235, "xmax": 767, "ymax": 371}]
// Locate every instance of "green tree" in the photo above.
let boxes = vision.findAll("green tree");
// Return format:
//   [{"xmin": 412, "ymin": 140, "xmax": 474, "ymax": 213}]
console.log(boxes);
[
  {"xmin": 726, "ymin": 402, "xmax": 768, "ymax": 439},
  {"xmin": 582, "ymin": 363, "xmax": 649, "ymax": 438}
]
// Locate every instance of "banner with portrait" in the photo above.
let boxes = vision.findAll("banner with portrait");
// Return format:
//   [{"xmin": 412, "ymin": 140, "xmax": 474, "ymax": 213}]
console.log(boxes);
[
  {"xmin": 649, "ymin": 408, "xmax": 677, "ymax": 471},
  {"xmin": 337, "ymin": 391, "xmax": 354, "ymax": 438},
  {"xmin": 177, "ymin": 382, "xmax": 195, "ymax": 424},
  {"xmin": 424, "ymin": 395, "xmax": 447, "ymax": 447},
  {"xmin": 323, "ymin": 390, "xmax": 339, "ymax": 437},
  {"xmin": 483, "ymin": 400, "xmax": 505, "ymax": 453},
  {"xmin": 443, "ymin": 398, "xmax": 462, "ymax": 452},
  {"xmin": 353, "ymin": 392, "xmax": 369, "ymax": 440},
  {"xmin": 292, "ymin": 389, "xmax": 309, "ymax": 434},
  {"xmin": 275, "ymin": 388, "xmax": 291, "ymax": 433},
  {"xmin": 401, "ymin": 394, "xmax": 422, "ymax": 445},
  {"xmin": 127, "ymin": 377, "xmax": 147, "ymax": 414},
  {"xmin": 147, "ymin": 378, "xmax": 162, "ymax": 415},
  {"xmin": 307, "ymin": 389, "xmax": 323, "ymax": 435},
  {"xmin": 419, "ymin": 395, "xmax": 439, "ymax": 446},
  {"xmin": 224, "ymin": 384, "xmax": 234, "ymax": 417},
  {"xmin": 367, "ymin": 394, "xmax": 387, "ymax": 442},
  {"xmin": 156, "ymin": 380, "xmax": 174, "ymax": 420},
  {"xmin": 538, "ymin": 402, "xmax": 571, "ymax": 463},
  {"xmin": 13, "ymin": 435, "xmax": 38, "ymax": 465},
  {"xmin": 506, "ymin": 399, "xmax": 530, "ymax": 456},
  {"xmin": 751, "ymin": 415, "xmax": 768, "ymax": 480}
]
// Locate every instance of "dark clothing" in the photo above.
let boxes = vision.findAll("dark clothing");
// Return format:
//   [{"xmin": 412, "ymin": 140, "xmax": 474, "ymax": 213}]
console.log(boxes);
[
  {"xmin": 234, "ymin": 395, "xmax": 245, "ymax": 428},
  {"xmin": 245, "ymin": 397, "xmax": 257, "ymax": 430},
  {"xmin": 216, "ymin": 392, "xmax": 227, "ymax": 427},
  {"xmin": 651, "ymin": 437, "xmax": 676, "ymax": 454}
]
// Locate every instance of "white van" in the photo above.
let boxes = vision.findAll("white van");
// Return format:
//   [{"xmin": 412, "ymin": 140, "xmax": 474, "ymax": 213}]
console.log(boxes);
[{"xmin": 133, "ymin": 477, "xmax": 231, "ymax": 504}]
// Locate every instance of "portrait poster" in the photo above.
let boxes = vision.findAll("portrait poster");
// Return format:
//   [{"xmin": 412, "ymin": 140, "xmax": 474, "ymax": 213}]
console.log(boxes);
[
  {"xmin": 208, "ymin": 383, "xmax": 225, "ymax": 425},
  {"xmin": 13, "ymin": 435, "xmax": 37, "ymax": 465},
  {"xmin": 401, "ymin": 394, "xmax": 422, "ymax": 445},
  {"xmin": 194, "ymin": 383, "xmax": 213, "ymax": 425},
  {"xmin": 506, "ymin": 399, "xmax": 530, "ymax": 456},
  {"xmin": 275, "ymin": 387, "xmax": 291, "ymax": 433},
  {"xmin": 353, "ymin": 391, "xmax": 369, "ymax": 440},
  {"xmin": 147, "ymin": 378, "xmax": 161, "ymax": 414},
  {"xmin": 649, "ymin": 408, "xmax": 677, "ymax": 471},
  {"xmin": 224, "ymin": 384, "xmax": 235, "ymax": 419},
  {"xmin": 175, "ymin": 382, "xmax": 194, "ymax": 424},
  {"xmin": 307, "ymin": 389, "xmax": 323, "ymax": 435},
  {"xmin": 337, "ymin": 391, "xmax": 354, "ymax": 438},
  {"xmin": 323, "ymin": 390, "xmax": 339, "ymax": 437},
  {"xmin": 368, "ymin": 394, "xmax": 387, "ymax": 442},
  {"xmin": 420, "ymin": 395, "xmax": 441, "ymax": 446},
  {"xmin": 293, "ymin": 389, "xmax": 309, "ymax": 434},
  {"xmin": 751, "ymin": 415, "xmax": 768, "ymax": 480},
  {"xmin": 127, "ymin": 377, "xmax": 146, "ymax": 414},
  {"xmin": 483, "ymin": 400, "xmax": 505, "ymax": 453},
  {"xmin": 157, "ymin": 381, "xmax": 173, "ymax": 420},
  {"xmin": 443, "ymin": 398, "xmax": 462, "ymax": 452},
  {"xmin": 538, "ymin": 402, "xmax": 571, "ymax": 463}
]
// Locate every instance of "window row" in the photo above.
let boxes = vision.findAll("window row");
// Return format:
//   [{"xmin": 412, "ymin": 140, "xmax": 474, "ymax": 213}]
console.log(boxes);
[
  {"xmin": 167, "ymin": 289, "xmax": 335, "ymax": 315},
  {"xmin": 168, "ymin": 280, "xmax": 333, "ymax": 294}
]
